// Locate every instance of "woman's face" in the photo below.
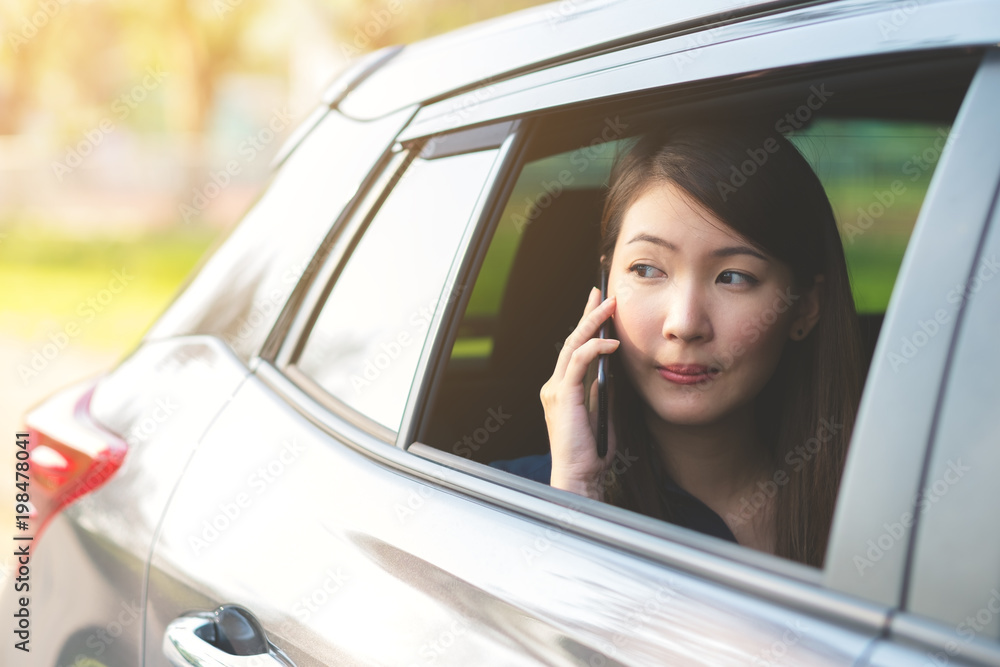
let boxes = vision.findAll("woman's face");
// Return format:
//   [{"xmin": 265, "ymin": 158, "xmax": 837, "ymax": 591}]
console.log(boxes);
[{"xmin": 608, "ymin": 180, "xmax": 804, "ymax": 428}]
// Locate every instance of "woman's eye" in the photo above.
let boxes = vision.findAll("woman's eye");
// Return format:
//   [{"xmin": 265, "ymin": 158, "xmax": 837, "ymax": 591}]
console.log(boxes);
[
  {"xmin": 718, "ymin": 270, "xmax": 758, "ymax": 286},
  {"xmin": 629, "ymin": 264, "xmax": 664, "ymax": 279}
]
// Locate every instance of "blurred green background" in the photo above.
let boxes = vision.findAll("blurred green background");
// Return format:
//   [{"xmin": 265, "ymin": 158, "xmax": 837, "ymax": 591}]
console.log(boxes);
[{"xmin": 0, "ymin": 0, "xmax": 552, "ymax": 429}]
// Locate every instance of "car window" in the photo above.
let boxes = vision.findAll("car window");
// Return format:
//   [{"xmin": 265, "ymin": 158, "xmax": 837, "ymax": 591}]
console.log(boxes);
[
  {"xmin": 444, "ymin": 118, "xmax": 956, "ymax": 374},
  {"xmin": 423, "ymin": 123, "xmax": 962, "ymax": 462},
  {"xmin": 292, "ymin": 147, "xmax": 499, "ymax": 433},
  {"xmin": 417, "ymin": 54, "xmax": 977, "ymax": 566},
  {"xmin": 447, "ymin": 139, "xmax": 626, "ymax": 368}
]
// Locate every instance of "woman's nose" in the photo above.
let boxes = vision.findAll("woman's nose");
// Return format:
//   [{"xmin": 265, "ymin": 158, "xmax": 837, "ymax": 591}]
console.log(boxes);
[{"xmin": 661, "ymin": 280, "xmax": 712, "ymax": 343}]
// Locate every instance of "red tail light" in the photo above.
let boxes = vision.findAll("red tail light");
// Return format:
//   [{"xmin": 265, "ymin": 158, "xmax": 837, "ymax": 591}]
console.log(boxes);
[{"xmin": 22, "ymin": 382, "xmax": 128, "ymax": 546}]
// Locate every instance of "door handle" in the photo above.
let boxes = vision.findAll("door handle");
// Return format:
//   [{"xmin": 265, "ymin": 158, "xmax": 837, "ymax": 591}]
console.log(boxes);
[{"xmin": 163, "ymin": 604, "xmax": 295, "ymax": 667}]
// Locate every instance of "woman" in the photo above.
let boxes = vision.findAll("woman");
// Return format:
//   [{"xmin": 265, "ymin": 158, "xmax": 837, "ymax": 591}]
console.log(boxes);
[{"xmin": 511, "ymin": 123, "xmax": 863, "ymax": 567}]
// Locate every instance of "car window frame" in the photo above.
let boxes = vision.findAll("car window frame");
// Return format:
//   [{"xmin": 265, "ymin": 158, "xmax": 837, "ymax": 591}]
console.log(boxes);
[
  {"xmin": 874, "ymin": 180, "xmax": 1000, "ymax": 667},
  {"xmin": 247, "ymin": 17, "xmax": 1000, "ymax": 658},
  {"xmin": 388, "ymin": 34, "xmax": 996, "ymax": 623},
  {"xmin": 396, "ymin": 0, "xmax": 1000, "ymax": 141},
  {"xmin": 268, "ymin": 120, "xmax": 518, "ymax": 442},
  {"xmin": 252, "ymin": 66, "xmax": 891, "ymax": 667},
  {"xmin": 257, "ymin": 105, "xmax": 419, "ymax": 364}
]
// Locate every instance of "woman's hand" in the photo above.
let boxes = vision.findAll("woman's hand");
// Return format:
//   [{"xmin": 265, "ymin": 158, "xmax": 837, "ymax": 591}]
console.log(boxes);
[{"xmin": 540, "ymin": 286, "xmax": 620, "ymax": 501}]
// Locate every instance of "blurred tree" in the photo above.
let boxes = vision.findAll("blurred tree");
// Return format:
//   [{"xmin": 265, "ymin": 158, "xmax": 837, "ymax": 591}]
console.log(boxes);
[
  {"xmin": 0, "ymin": 0, "xmax": 273, "ymax": 136},
  {"xmin": 329, "ymin": 0, "xmax": 548, "ymax": 57},
  {"xmin": 0, "ymin": 0, "xmax": 66, "ymax": 134},
  {"xmin": 0, "ymin": 0, "xmax": 551, "ymax": 137}
]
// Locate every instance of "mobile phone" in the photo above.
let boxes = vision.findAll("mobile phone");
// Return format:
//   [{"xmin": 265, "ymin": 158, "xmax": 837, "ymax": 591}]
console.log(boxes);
[{"xmin": 597, "ymin": 266, "xmax": 609, "ymax": 458}]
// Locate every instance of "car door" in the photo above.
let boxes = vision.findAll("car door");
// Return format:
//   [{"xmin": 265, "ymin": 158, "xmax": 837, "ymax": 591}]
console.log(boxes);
[
  {"xmin": 143, "ymin": 4, "xmax": 1000, "ymax": 667},
  {"xmin": 394, "ymin": 0, "xmax": 1000, "ymax": 639},
  {"xmin": 143, "ymin": 124, "xmax": 522, "ymax": 665},
  {"xmin": 145, "ymin": 119, "xmax": 881, "ymax": 666}
]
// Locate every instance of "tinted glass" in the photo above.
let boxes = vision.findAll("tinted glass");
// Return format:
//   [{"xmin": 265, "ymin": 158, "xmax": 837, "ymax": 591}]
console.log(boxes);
[
  {"xmin": 449, "ymin": 139, "xmax": 624, "ymax": 365},
  {"xmin": 296, "ymin": 148, "xmax": 499, "ymax": 431}
]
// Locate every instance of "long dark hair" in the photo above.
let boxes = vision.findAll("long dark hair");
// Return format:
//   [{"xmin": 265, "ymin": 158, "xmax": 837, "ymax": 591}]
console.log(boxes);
[{"xmin": 598, "ymin": 123, "xmax": 864, "ymax": 567}]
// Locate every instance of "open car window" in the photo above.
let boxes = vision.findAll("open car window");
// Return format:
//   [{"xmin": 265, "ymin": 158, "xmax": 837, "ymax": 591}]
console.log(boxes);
[{"xmin": 415, "ymin": 50, "xmax": 979, "ymax": 567}]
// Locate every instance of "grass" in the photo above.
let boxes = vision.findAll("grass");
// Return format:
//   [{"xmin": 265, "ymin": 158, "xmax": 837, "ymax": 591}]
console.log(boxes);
[{"xmin": 0, "ymin": 225, "xmax": 220, "ymax": 351}]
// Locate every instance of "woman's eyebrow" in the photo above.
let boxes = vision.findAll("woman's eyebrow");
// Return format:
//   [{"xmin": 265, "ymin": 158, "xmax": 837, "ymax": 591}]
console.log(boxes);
[
  {"xmin": 626, "ymin": 233, "xmax": 677, "ymax": 250},
  {"xmin": 626, "ymin": 233, "xmax": 768, "ymax": 262},
  {"xmin": 712, "ymin": 246, "xmax": 769, "ymax": 262}
]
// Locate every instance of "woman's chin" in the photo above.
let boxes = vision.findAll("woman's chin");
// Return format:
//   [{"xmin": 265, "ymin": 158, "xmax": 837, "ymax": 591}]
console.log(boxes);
[{"xmin": 648, "ymin": 400, "xmax": 726, "ymax": 428}]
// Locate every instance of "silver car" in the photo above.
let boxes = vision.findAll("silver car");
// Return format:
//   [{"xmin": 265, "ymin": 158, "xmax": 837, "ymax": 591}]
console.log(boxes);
[{"xmin": 8, "ymin": 0, "xmax": 1000, "ymax": 664}]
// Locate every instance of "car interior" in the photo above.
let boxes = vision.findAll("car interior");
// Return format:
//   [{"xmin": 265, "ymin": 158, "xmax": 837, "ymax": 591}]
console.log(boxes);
[{"xmin": 417, "ymin": 49, "xmax": 980, "ymax": 472}]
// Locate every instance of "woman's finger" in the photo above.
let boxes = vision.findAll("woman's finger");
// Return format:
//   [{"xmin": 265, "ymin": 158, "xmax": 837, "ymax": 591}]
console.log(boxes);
[
  {"xmin": 551, "ymin": 288, "xmax": 597, "ymax": 378},
  {"xmin": 562, "ymin": 337, "xmax": 619, "ymax": 389},
  {"xmin": 582, "ymin": 285, "xmax": 600, "ymax": 316},
  {"xmin": 553, "ymin": 292, "xmax": 616, "ymax": 378}
]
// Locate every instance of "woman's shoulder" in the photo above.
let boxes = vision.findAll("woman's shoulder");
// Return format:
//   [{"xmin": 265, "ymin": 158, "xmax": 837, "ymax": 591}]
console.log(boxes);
[{"xmin": 488, "ymin": 453, "xmax": 552, "ymax": 485}]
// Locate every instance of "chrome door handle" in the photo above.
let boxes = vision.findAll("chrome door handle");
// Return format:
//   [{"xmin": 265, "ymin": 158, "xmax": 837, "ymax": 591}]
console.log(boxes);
[{"xmin": 163, "ymin": 605, "xmax": 295, "ymax": 667}]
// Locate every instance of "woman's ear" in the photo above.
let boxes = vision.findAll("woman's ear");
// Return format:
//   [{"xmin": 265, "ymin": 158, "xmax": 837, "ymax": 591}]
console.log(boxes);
[{"xmin": 790, "ymin": 275, "xmax": 824, "ymax": 341}]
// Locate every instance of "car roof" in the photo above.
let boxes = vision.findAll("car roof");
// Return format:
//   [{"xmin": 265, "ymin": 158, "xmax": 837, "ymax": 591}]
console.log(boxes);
[{"xmin": 337, "ymin": 0, "xmax": 822, "ymax": 120}]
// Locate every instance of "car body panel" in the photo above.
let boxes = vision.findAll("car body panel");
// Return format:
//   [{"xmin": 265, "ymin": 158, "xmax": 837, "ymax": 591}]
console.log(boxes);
[
  {"xmin": 863, "ymin": 612, "xmax": 1000, "ymax": 667},
  {"xmin": 397, "ymin": 0, "xmax": 1000, "ymax": 141},
  {"xmin": 144, "ymin": 368, "xmax": 881, "ymax": 666},
  {"xmin": 383, "ymin": 0, "xmax": 999, "ymax": 616},
  {"xmin": 338, "ymin": 0, "xmax": 815, "ymax": 120},
  {"xmin": 904, "ymin": 156, "xmax": 1000, "ymax": 635},
  {"xmin": 0, "ymin": 337, "xmax": 249, "ymax": 666}
]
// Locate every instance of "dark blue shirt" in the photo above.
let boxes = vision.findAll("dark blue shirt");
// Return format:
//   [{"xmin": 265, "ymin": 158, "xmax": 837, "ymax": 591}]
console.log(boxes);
[{"xmin": 489, "ymin": 453, "xmax": 738, "ymax": 543}]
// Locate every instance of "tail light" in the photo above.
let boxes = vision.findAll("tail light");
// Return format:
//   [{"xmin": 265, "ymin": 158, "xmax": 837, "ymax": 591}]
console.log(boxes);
[{"xmin": 21, "ymin": 381, "xmax": 128, "ymax": 547}]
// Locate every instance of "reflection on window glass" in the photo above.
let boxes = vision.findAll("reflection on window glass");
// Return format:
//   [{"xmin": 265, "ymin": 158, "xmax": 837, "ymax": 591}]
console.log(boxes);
[
  {"xmin": 297, "ymin": 148, "xmax": 499, "ymax": 431},
  {"xmin": 789, "ymin": 119, "xmax": 952, "ymax": 313}
]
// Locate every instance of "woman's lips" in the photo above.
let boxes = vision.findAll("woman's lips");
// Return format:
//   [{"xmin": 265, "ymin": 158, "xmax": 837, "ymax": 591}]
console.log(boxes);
[{"xmin": 657, "ymin": 364, "xmax": 719, "ymax": 385}]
